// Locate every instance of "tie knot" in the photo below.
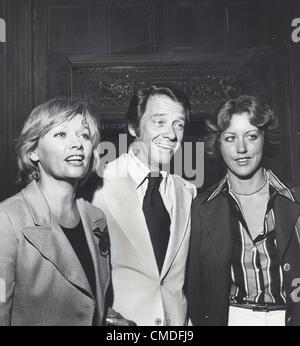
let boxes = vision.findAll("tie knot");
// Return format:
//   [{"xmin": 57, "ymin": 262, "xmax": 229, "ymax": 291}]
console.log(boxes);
[{"xmin": 147, "ymin": 172, "xmax": 162, "ymax": 188}]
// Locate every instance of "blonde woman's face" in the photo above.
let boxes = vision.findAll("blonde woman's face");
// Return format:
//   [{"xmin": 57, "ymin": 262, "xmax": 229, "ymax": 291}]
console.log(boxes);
[
  {"xmin": 219, "ymin": 112, "xmax": 264, "ymax": 179},
  {"xmin": 30, "ymin": 114, "xmax": 93, "ymax": 183}
]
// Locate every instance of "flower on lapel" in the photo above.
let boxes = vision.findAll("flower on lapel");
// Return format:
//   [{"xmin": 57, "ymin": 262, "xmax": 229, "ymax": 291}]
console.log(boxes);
[{"xmin": 93, "ymin": 226, "xmax": 110, "ymax": 258}]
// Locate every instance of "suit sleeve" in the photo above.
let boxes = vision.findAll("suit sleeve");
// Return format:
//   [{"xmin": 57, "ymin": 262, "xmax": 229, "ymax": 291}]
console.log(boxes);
[
  {"xmin": 186, "ymin": 198, "xmax": 204, "ymax": 325},
  {"xmin": 0, "ymin": 210, "xmax": 17, "ymax": 326},
  {"xmin": 291, "ymin": 185, "xmax": 300, "ymax": 203}
]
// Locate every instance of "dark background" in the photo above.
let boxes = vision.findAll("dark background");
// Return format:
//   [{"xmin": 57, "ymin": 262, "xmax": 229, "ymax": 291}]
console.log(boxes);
[{"xmin": 0, "ymin": 0, "xmax": 300, "ymax": 200}]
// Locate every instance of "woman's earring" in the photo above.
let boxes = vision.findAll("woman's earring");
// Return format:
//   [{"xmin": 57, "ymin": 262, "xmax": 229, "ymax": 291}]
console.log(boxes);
[{"xmin": 29, "ymin": 150, "xmax": 39, "ymax": 162}]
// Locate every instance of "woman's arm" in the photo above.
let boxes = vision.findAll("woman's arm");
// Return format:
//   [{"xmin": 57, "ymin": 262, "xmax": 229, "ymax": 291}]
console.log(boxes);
[{"xmin": 0, "ymin": 211, "xmax": 17, "ymax": 326}]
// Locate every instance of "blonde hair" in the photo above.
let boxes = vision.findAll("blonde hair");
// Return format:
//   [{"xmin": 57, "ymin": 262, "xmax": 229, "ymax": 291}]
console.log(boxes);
[{"xmin": 16, "ymin": 97, "xmax": 100, "ymax": 184}]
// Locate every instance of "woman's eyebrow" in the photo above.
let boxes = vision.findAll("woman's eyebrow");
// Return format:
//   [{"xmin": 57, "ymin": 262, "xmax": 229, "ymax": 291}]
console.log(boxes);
[{"xmin": 223, "ymin": 129, "xmax": 259, "ymax": 134}]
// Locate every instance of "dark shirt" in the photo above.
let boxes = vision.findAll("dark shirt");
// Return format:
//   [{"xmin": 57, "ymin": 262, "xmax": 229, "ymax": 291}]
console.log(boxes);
[{"xmin": 61, "ymin": 220, "xmax": 96, "ymax": 298}]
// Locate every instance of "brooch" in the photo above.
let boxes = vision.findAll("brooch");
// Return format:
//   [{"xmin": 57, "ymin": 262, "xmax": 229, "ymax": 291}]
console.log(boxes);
[{"xmin": 93, "ymin": 226, "xmax": 110, "ymax": 258}]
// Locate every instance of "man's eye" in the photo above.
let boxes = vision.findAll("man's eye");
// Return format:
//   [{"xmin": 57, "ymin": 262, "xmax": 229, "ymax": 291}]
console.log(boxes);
[
  {"xmin": 54, "ymin": 132, "xmax": 66, "ymax": 138},
  {"xmin": 174, "ymin": 122, "xmax": 184, "ymax": 130},
  {"xmin": 153, "ymin": 119, "xmax": 164, "ymax": 126}
]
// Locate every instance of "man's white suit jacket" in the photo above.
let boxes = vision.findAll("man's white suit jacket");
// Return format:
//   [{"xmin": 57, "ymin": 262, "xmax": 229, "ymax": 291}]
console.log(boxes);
[{"xmin": 92, "ymin": 154, "xmax": 196, "ymax": 326}]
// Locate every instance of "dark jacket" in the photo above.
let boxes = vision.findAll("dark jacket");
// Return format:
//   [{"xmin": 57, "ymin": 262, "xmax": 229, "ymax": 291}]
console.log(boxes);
[{"xmin": 187, "ymin": 171, "xmax": 300, "ymax": 326}]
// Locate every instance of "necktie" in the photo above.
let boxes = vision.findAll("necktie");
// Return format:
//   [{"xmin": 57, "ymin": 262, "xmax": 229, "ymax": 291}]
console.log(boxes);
[{"xmin": 142, "ymin": 173, "xmax": 170, "ymax": 273}]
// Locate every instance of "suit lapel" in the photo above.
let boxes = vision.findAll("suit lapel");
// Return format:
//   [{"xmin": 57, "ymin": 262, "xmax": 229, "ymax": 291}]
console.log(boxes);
[
  {"xmin": 161, "ymin": 177, "xmax": 192, "ymax": 277},
  {"xmin": 103, "ymin": 176, "xmax": 158, "ymax": 276},
  {"xmin": 21, "ymin": 222, "xmax": 93, "ymax": 297},
  {"xmin": 273, "ymin": 194, "xmax": 300, "ymax": 261},
  {"xmin": 200, "ymin": 187, "xmax": 300, "ymax": 265},
  {"xmin": 77, "ymin": 199, "xmax": 110, "ymax": 323},
  {"xmin": 201, "ymin": 194, "xmax": 232, "ymax": 265},
  {"xmin": 21, "ymin": 181, "xmax": 93, "ymax": 297}
]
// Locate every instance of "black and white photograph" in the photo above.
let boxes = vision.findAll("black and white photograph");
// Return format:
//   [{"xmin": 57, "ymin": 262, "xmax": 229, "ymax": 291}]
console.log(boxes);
[{"xmin": 0, "ymin": 0, "xmax": 300, "ymax": 331}]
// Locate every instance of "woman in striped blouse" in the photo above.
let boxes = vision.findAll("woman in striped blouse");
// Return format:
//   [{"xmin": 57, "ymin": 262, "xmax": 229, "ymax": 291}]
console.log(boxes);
[{"xmin": 187, "ymin": 95, "xmax": 300, "ymax": 326}]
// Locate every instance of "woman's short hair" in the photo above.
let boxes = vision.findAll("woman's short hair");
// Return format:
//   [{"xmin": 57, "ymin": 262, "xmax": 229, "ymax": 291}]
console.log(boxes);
[
  {"xmin": 16, "ymin": 97, "xmax": 100, "ymax": 184},
  {"xmin": 205, "ymin": 95, "xmax": 281, "ymax": 160},
  {"xmin": 125, "ymin": 85, "xmax": 191, "ymax": 136}
]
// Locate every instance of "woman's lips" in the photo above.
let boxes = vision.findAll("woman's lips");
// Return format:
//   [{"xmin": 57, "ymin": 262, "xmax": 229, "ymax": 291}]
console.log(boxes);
[
  {"xmin": 235, "ymin": 157, "xmax": 251, "ymax": 165},
  {"xmin": 65, "ymin": 155, "xmax": 85, "ymax": 166}
]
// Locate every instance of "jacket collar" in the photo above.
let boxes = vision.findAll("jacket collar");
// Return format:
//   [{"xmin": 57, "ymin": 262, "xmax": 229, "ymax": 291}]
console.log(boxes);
[
  {"xmin": 127, "ymin": 149, "xmax": 168, "ymax": 194},
  {"xmin": 203, "ymin": 170, "xmax": 300, "ymax": 263},
  {"xmin": 22, "ymin": 180, "xmax": 104, "ymax": 227},
  {"xmin": 20, "ymin": 180, "xmax": 109, "ymax": 321},
  {"xmin": 206, "ymin": 169, "xmax": 295, "ymax": 203},
  {"xmin": 21, "ymin": 180, "xmax": 53, "ymax": 226},
  {"xmin": 99, "ymin": 154, "xmax": 193, "ymax": 278}
]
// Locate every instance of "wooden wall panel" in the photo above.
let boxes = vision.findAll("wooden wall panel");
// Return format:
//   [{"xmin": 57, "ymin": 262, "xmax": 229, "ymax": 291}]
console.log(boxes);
[
  {"xmin": 284, "ymin": 0, "xmax": 300, "ymax": 185},
  {"xmin": 168, "ymin": 1, "xmax": 211, "ymax": 51},
  {"xmin": 108, "ymin": 1, "xmax": 153, "ymax": 54},
  {"xmin": 91, "ymin": 1, "xmax": 107, "ymax": 55},
  {"xmin": 225, "ymin": 2, "xmax": 267, "ymax": 49},
  {"xmin": 33, "ymin": 0, "xmax": 47, "ymax": 105},
  {"xmin": 47, "ymin": 69, "xmax": 71, "ymax": 99},
  {"xmin": 156, "ymin": 0, "xmax": 212, "ymax": 53},
  {"xmin": 48, "ymin": 5, "xmax": 92, "ymax": 56},
  {"xmin": 0, "ymin": 0, "xmax": 9, "ymax": 200},
  {"xmin": 0, "ymin": 0, "xmax": 33, "ymax": 200},
  {"xmin": 34, "ymin": 0, "xmax": 107, "ymax": 102}
]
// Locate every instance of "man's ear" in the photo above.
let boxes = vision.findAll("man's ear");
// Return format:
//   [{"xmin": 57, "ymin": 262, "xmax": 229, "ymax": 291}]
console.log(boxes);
[
  {"xmin": 128, "ymin": 124, "xmax": 137, "ymax": 138},
  {"xmin": 29, "ymin": 150, "xmax": 39, "ymax": 162}
]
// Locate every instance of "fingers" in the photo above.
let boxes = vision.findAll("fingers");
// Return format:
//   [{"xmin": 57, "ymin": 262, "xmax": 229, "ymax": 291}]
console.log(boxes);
[
  {"xmin": 105, "ymin": 316, "xmax": 137, "ymax": 326},
  {"xmin": 105, "ymin": 308, "xmax": 137, "ymax": 326},
  {"xmin": 106, "ymin": 307, "xmax": 122, "ymax": 319}
]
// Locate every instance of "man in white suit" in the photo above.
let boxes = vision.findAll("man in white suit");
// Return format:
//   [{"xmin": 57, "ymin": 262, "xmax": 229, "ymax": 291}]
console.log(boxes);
[{"xmin": 92, "ymin": 85, "xmax": 196, "ymax": 326}]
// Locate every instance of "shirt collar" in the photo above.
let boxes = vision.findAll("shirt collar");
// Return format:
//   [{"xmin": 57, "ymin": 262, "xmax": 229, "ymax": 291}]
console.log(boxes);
[
  {"xmin": 128, "ymin": 148, "xmax": 168, "ymax": 192},
  {"xmin": 206, "ymin": 169, "xmax": 295, "ymax": 202},
  {"xmin": 265, "ymin": 170, "xmax": 295, "ymax": 201}
]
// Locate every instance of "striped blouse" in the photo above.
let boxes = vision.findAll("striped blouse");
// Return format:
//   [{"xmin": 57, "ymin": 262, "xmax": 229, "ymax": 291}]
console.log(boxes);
[{"xmin": 207, "ymin": 170, "xmax": 295, "ymax": 306}]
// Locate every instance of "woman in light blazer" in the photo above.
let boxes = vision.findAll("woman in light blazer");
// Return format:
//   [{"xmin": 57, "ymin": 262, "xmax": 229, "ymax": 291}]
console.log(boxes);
[{"xmin": 0, "ymin": 98, "xmax": 112, "ymax": 326}]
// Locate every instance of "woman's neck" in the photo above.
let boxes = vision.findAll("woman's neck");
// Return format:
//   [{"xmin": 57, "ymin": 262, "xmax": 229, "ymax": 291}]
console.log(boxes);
[
  {"xmin": 227, "ymin": 168, "xmax": 267, "ymax": 195},
  {"xmin": 38, "ymin": 177, "xmax": 80, "ymax": 227}
]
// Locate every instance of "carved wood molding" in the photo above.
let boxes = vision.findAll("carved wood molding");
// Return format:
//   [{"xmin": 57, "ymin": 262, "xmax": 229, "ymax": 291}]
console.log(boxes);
[{"xmin": 68, "ymin": 48, "xmax": 274, "ymax": 127}]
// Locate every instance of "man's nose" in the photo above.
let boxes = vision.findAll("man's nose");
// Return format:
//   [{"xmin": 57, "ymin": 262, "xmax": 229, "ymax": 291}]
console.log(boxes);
[{"xmin": 164, "ymin": 124, "xmax": 176, "ymax": 140}]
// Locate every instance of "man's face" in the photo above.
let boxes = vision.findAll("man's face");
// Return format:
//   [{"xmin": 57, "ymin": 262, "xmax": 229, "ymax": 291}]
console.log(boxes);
[{"xmin": 129, "ymin": 95, "xmax": 186, "ymax": 171}]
